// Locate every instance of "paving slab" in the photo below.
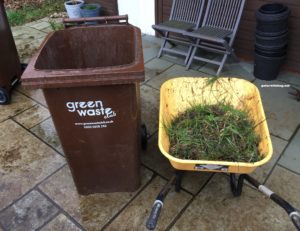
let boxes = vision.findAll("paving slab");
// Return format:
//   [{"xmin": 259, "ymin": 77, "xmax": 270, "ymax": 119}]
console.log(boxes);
[
  {"xmin": 40, "ymin": 214, "xmax": 82, "ymax": 231},
  {"xmin": 12, "ymin": 26, "xmax": 47, "ymax": 47},
  {"xmin": 143, "ymin": 46, "xmax": 160, "ymax": 63},
  {"xmin": 106, "ymin": 176, "xmax": 192, "ymax": 231},
  {"xmin": 158, "ymin": 45, "xmax": 190, "ymax": 67},
  {"xmin": 239, "ymin": 60, "xmax": 254, "ymax": 74},
  {"xmin": 17, "ymin": 87, "xmax": 47, "ymax": 107},
  {"xmin": 40, "ymin": 17, "xmax": 63, "ymax": 23},
  {"xmin": 250, "ymin": 135, "xmax": 288, "ymax": 183},
  {"xmin": 147, "ymin": 64, "xmax": 205, "ymax": 90},
  {"xmin": 278, "ymin": 128, "xmax": 300, "ymax": 174},
  {"xmin": 0, "ymin": 119, "xmax": 65, "ymax": 210},
  {"xmin": 144, "ymin": 58, "xmax": 173, "ymax": 83},
  {"xmin": 13, "ymin": 104, "xmax": 50, "ymax": 129},
  {"xmin": 253, "ymin": 79, "xmax": 300, "ymax": 140},
  {"xmin": 27, "ymin": 21, "xmax": 51, "ymax": 32},
  {"xmin": 0, "ymin": 91, "xmax": 35, "ymax": 123},
  {"xmin": 23, "ymin": 19, "xmax": 44, "ymax": 27},
  {"xmin": 142, "ymin": 135, "xmax": 212, "ymax": 195},
  {"xmin": 31, "ymin": 118, "xmax": 63, "ymax": 154},
  {"xmin": 142, "ymin": 35, "xmax": 162, "ymax": 46},
  {"xmin": 16, "ymin": 37, "xmax": 45, "ymax": 63},
  {"xmin": 224, "ymin": 63, "xmax": 256, "ymax": 82},
  {"xmin": 0, "ymin": 190, "xmax": 58, "ymax": 231},
  {"xmin": 265, "ymin": 166, "xmax": 300, "ymax": 210},
  {"xmin": 171, "ymin": 174, "xmax": 296, "ymax": 231},
  {"xmin": 199, "ymin": 61, "xmax": 255, "ymax": 82},
  {"xmin": 277, "ymin": 71, "xmax": 300, "ymax": 87},
  {"xmin": 41, "ymin": 26, "xmax": 55, "ymax": 33},
  {"xmin": 142, "ymin": 37, "xmax": 161, "ymax": 63},
  {"xmin": 175, "ymin": 50, "xmax": 217, "ymax": 70},
  {"xmin": 39, "ymin": 165, "xmax": 153, "ymax": 231},
  {"xmin": 140, "ymin": 85, "xmax": 160, "ymax": 136},
  {"xmin": 152, "ymin": 41, "xmax": 214, "ymax": 70}
]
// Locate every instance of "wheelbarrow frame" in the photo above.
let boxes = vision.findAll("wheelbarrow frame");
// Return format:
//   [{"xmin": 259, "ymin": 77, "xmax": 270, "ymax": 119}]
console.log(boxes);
[{"xmin": 146, "ymin": 77, "xmax": 299, "ymax": 230}]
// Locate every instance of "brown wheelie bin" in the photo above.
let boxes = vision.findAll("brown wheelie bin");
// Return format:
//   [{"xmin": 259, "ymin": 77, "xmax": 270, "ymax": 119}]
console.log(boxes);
[
  {"xmin": 0, "ymin": 0, "xmax": 21, "ymax": 104},
  {"xmin": 21, "ymin": 16, "xmax": 145, "ymax": 195}
]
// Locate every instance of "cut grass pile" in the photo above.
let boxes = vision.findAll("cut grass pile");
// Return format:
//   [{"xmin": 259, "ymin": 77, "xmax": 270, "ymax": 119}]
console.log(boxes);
[
  {"xmin": 166, "ymin": 103, "xmax": 263, "ymax": 162},
  {"xmin": 6, "ymin": 0, "xmax": 64, "ymax": 26}
]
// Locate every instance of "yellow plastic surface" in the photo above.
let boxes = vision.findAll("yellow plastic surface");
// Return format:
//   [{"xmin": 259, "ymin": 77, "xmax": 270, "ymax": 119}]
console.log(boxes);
[{"xmin": 158, "ymin": 77, "xmax": 273, "ymax": 174}]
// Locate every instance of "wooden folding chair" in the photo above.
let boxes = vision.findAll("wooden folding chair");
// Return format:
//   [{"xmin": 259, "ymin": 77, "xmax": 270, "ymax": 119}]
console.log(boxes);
[
  {"xmin": 152, "ymin": 0, "xmax": 205, "ymax": 65},
  {"xmin": 184, "ymin": 0, "xmax": 246, "ymax": 76}
]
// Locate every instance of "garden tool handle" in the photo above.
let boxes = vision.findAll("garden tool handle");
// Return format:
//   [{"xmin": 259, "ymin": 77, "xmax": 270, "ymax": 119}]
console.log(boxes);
[
  {"xmin": 146, "ymin": 200, "xmax": 163, "ymax": 230},
  {"xmin": 63, "ymin": 15, "xmax": 128, "ymax": 27},
  {"xmin": 291, "ymin": 212, "xmax": 300, "ymax": 231}
]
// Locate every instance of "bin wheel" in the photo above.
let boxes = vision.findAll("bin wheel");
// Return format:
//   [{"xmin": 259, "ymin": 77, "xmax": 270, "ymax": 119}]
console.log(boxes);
[
  {"xmin": 0, "ymin": 88, "xmax": 10, "ymax": 105},
  {"xmin": 141, "ymin": 123, "xmax": 148, "ymax": 150},
  {"xmin": 21, "ymin": 63, "xmax": 28, "ymax": 74}
]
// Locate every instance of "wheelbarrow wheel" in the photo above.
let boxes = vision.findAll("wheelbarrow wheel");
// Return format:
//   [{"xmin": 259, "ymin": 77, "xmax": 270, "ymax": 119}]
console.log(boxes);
[
  {"xmin": 141, "ymin": 123, "xmax": 148, "ymax": 150},
  {"xmin": 0, "ymin": 88, "xmax": 10, "ymax": 105}
]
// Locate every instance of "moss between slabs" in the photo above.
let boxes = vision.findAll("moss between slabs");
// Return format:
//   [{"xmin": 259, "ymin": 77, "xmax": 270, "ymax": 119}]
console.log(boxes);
[{"xmin": 166, "ymin": 103, "xmax": 263, "ymax": 163}]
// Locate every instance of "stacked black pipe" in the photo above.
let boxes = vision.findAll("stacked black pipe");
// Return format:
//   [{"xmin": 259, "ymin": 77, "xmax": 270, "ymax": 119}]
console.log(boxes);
[{"xmin": 254, "ymin": 3, "xmax": 290, "ymax": 80}]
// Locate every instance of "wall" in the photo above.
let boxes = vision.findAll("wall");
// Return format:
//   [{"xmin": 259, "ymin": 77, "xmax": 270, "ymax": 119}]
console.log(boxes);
[
  {"xmin": 118, "ymin": 0, "xmax": 155, "ymax": 35},
  {"xmin": 155, "ymin": 0, "xmax": 300, "ymax": 72}
]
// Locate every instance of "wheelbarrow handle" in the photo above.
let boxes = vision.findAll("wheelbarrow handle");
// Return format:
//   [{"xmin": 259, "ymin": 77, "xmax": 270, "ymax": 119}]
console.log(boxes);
[
  {"xmin": 62, "ymin": 15, "xmax": 128, "ymax": 27},
  {"xmin": 291, "ymin": 212, "xmax": 300, "ymax": 231},
  {"xmin": 243, "ymin": 174, "xmax": 300, "ymax": 231},
  {"xmin": 146, "ymin": 175, "xmax": 177, "ymax": 230},
  {"xmin": 146, "ymin": 200, "xmax": 163, "ymax": 230}
]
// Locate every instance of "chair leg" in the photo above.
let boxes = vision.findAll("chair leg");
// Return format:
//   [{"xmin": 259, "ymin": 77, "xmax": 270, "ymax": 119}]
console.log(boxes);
[
  {"xmin": 157, "ymin": 32, "xmax": 169, "ymax": 58},
  {"xmin": 216, "ymin": 54, "xmax": 229, "ymax": 76},
  {"xmin": 186, "ymin": 46, "xmax": 198, "ymax": 70},
  {"xmin": 184, "ymin": 45, "xmax": 193, "ymax": 65}
]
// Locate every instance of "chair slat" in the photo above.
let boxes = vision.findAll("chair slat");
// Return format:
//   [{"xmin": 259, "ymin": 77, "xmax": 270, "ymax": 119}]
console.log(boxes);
[
  {"xmin": 170, "ymin": 0, "xmax": 205, "ymax": 25},
  {"xmin": 152, "ymin": 0, "xmax": 206, "ymax": 64},
  {"xmin": 185, "ymin": 0, "xmax": 246, "ymax": 76}
]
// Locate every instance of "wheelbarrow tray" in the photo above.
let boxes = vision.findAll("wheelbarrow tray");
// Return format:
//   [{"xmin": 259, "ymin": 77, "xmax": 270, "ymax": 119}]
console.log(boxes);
[{"xmin": 158, "ymin": 77, "xmax": 273, "ymax": 174}]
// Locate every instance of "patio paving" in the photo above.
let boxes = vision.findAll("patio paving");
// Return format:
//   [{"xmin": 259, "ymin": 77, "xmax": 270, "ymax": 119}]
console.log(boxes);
[{"xmin": 0, "ymin": 19, "xmax": 299, "ymax": 231}]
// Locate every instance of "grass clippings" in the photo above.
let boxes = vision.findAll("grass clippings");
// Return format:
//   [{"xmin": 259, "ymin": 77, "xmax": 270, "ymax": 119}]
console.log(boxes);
[{"xmin": 166, "ymin": 103, "xmax": 263, "ymax": 163}]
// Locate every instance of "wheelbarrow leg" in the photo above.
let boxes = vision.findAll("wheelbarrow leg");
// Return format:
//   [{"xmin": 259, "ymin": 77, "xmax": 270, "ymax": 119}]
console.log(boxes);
[
  {"xmin": 229, "ymin": 173, "xmax": 246, "ymax": 197},
  {"xmin": 175, "ymin": 170, "xmax": 184, "ymax": 192}
]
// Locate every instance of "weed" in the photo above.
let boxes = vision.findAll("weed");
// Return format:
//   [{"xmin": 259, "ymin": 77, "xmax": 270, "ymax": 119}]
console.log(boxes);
[
  {"xmin": 7, "ymin": 0, "xmax": 64, "ymax": 26},
  {"xmin": 49, "ymin": 19, "xmax": 64, "ymax": 31}
]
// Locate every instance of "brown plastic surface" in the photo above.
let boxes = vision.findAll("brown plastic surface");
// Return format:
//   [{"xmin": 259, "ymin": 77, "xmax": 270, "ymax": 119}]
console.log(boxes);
[
  {"xmin": 44, "ymin": 84, "xmax": 141, "ymax": 194},
  {"xmin": 0, "ymin": 1, "xmax": 21, "ymax": 91},
  {"xmin": 22, "ymin": 24, "xmax": 144, "ymax": 88},
  {"xmin": 21, "ymin": 24, "xmax": 145, "ymax": 194}
]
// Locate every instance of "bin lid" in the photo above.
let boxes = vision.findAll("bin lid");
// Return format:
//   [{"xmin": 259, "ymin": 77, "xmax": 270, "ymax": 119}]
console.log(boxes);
[{"xmin": 21, "ymin": 24, "xmax": 145, "ymax": 89}]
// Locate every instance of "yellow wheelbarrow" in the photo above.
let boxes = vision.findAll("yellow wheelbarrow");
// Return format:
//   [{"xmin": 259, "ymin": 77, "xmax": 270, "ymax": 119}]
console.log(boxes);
[{"xmin": 146, "ymin": 77, "xmax": 300, "ymax": 230}]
